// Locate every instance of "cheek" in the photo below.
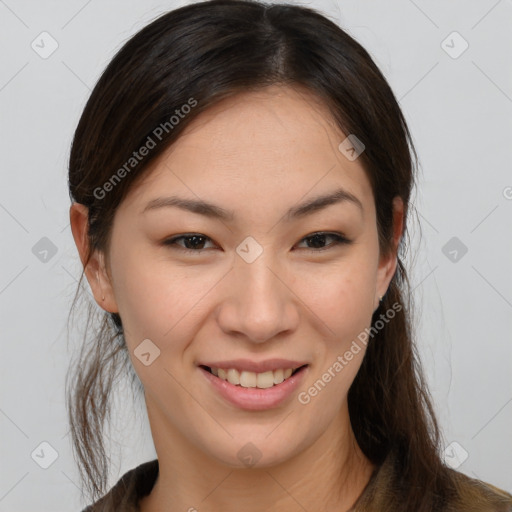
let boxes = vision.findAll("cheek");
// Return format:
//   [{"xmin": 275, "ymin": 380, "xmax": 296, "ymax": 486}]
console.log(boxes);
[
  {"xmin": 109, "ymin": 249, "xmax": 225, "ymax": 350},
  {"xmin": 292, "ymin": 249, "xmax": 377, "ymax": 411},
  {"xmin": 296, "ymin": 256, "xmax": 377, "ymax": 339}
]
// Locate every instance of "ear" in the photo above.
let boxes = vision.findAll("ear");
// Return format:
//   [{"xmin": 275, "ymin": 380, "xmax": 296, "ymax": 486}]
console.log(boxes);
[
  {"xmin": 374, "ymin": 196, "xmax": 404, "ymax": 310},
  {"xmin": 69, "ymin": 202, "xmax": 118, "ymax": 313}
]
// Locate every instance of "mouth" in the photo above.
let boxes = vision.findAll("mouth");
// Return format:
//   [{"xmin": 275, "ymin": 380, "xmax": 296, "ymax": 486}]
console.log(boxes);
[
  {"xmin": 199, "ymin": 364, "xmax": 308, "ymax": 389},
  {"xmin": 198, "ymin": 362, "xmax": 310, "ymax": 410}
]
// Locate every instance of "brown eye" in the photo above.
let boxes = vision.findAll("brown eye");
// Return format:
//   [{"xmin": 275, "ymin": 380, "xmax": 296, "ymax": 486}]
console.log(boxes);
[
  {"xmin": 163, "ymin": 234, "xmax": 216, "ymax": 253},
  {"xmin": 296, "ymin": 232, "xmax": 351, "ymax": 251}
]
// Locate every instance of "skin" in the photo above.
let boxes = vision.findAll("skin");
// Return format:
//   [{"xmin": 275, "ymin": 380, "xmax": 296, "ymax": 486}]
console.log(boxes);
[{"xmin": 70, "ymin": 84, "xmax": 403, "ymax": 512}]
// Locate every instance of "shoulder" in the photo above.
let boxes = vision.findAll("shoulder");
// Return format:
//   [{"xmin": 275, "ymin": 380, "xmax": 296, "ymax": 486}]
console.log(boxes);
[
  {"xmin": 80, "ymin": 459, "xmax": 159, "ymax": 512},
  {"xmin": 352, "ymin": 451, "xmax": 512, "ymax": 512},
  {"xmin": 445, "ymin": 468, "xmax": 512, "ymax": 512}
]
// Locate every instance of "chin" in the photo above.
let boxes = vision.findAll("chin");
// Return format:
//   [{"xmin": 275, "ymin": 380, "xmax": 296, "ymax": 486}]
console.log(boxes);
[{"xmin": 197, "ymin": 429, "xmax": 308, "ymax": 470}]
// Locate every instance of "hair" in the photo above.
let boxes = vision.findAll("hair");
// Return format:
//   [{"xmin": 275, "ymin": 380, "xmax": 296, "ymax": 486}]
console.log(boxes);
[{"xmin": 65, "ymin": 0, "xmax": 453, "ymax": 509}]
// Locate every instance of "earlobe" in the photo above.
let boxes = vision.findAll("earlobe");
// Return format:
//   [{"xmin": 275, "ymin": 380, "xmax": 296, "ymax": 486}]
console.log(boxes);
[
  {"xmin": 375, "ymin": 197, "xmax": 404, "ymax": 308},
  {"xmin": 69, "ymin": 202, "xmax": 118, "ymax": 313},
  {"xmin": 69, "ymin": 202, "xmax": 90, "ymax": 269},
  {"xmin": 93, "ymin": 252, "xmax": 119, "ymax": 313},
  {"xmin": 391, "ymin": 196, "xmax": 404, "ymax": 254}
]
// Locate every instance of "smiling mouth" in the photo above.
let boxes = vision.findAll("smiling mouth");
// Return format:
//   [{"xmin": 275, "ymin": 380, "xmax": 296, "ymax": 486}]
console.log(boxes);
[{"xmin": 200, "ymin": 365, "xmax": 308, "ymax": 389}]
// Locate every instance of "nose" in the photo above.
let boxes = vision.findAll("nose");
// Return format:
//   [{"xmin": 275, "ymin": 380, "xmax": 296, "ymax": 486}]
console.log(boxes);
[{"xmin": 216, "ymin": 252, "xmax": 300, "ymax": 344}]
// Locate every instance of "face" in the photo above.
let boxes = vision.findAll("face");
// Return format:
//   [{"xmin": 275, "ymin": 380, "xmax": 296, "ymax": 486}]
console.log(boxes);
[{"xmin": 74, "ymin": 85, "xmax": 400, "ymax": 469}]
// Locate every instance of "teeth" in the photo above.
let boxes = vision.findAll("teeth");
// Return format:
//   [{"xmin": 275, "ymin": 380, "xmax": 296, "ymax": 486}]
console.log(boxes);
[
  {"xmin": 256, "ymin": 371, "xmax": 274, "ymax": 389},
  {"xmin": 273, "ymin": 369, "xmax": 284, "ymax": 384},
  {"xmin": 210, "ymin": 366, "xmax": 301, "ymax": 388},
  {"xmin": 239, "ymin": 371, "xmax": 257, "ymax": 387},
  {"xmin": 227, "ymin": 368, "xmax": 240, "ymax": 385}
]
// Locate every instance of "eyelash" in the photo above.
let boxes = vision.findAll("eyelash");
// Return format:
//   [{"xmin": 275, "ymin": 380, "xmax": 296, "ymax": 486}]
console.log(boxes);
[{"xmin": 162, "ymin": 232, "xmax": 351, "ymax": 254}]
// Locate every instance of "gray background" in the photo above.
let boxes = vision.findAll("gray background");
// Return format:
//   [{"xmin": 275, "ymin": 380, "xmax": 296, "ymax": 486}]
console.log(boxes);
[{"xmin": 1, "ymin": 0, "xmax": 511, "ymax": 510}]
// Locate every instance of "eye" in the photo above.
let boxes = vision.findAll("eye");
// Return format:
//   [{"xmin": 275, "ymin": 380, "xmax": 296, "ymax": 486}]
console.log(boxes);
[
  {"xmin": 295, "ymin": 232, "xmax": 351, "ymax": 252},
  {"xmin": 162, "ymin": 231, "xmax": 351, "ymax": 255},
  {"xmin": 162, "ymin": 233, "xmax": 217, "ymax": 254}
]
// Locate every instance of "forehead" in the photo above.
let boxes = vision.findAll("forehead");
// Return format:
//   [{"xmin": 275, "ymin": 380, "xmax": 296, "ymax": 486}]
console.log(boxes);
[
  {"xmin": 171, "ymin": 85, "xmax": 345, "ymax": 165},
  {"xmin": 120, "ymin": 85, "xmax": 373, "ymax": 216}
]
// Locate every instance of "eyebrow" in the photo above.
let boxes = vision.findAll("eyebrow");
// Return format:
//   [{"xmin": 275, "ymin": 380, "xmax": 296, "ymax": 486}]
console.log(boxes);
[{"xmin": 141, "ymin": 187, "xmax": 363, "ymax": 221}]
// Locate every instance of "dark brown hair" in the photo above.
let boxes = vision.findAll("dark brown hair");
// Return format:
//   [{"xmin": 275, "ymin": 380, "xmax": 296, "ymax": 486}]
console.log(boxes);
[{"xmin": 66, "ymin": 0, "xmax": 451, "ymax": 509}]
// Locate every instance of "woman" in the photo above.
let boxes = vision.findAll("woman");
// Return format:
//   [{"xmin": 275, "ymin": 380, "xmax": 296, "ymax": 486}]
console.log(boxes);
[{"xmin": 66, "ymin": 0, "xmax": 512, "ymax": 510}]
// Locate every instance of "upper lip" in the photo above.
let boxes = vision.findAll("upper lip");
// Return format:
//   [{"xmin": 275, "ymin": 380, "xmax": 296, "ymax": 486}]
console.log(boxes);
[{"xmin": 198, "ymin": 359, "xmax": 309, "ymax": 373}]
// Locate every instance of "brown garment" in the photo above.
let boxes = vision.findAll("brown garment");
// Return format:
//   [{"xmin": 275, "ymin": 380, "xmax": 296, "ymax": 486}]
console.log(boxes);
[{"xmin": 81, "ymin": 454, "xmax": 512, "ymax": 512}]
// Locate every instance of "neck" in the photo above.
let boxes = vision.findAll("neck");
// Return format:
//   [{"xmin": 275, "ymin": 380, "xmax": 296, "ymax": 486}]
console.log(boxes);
[{"xmin": 139, "ymin": 400, "xmax": 375, "ymax": 512}]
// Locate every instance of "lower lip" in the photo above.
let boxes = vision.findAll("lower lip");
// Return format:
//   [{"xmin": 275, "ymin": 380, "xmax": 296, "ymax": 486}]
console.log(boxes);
[{"xmin": 199, "ymin": 366, "xmax": 308, "ymax": 411}]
